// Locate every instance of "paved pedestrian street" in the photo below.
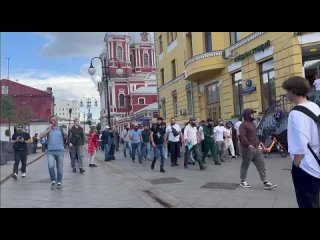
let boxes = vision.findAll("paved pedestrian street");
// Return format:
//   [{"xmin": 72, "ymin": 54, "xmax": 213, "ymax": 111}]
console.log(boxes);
[{"xmin": 0, "ymin": 148, "xmax": 297, "ymax": 208}]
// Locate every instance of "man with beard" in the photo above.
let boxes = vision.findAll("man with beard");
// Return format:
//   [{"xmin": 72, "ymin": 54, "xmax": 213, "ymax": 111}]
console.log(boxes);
[
  {"xmin": 202, "ymin": 119, "xmax": 220, "ymax": 165},
  {"xmin": 11, "ymin": 125, "xmax": 31, "ymax": 179},
  {"xmin": 183, "ymin": 117, "xmax": 206, "ymax": 170},
  {"xmin": 150, "ymin": 117, "xmax": 166, "ymax": 173},
  {"xmin": 239, "ymin": 108, "xmax": 277, "ymax": 190}
]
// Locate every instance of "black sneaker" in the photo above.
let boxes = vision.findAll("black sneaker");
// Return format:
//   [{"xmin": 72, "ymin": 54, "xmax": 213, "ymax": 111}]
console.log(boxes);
[
  {"xmin": 79, "ymin": 168, "xmax": 85, "ymax": 174},
  {"xmin": 174, "ymin": 163, "xmax": 179, "ymax": 166},
  {"xmin": 151, "ymin": 164, "xmax": 154, "ymax": 170},
  {"xmin": 12, "ymin": 173, "xmax": 18, "ymax": 180},
  {"xmin": 73, "ymin": 168, "xmax": 76, "ymax": 173},
  {"xmin": 160, "ymin": 168, "xmax": 166, "ymax": 173},
  {"xmin": 200, "ymin": 166, "xmax": 207, "ymax": 171},
  {"xmin": 91, "ymin": 164, "xmax": 98, "ymax": 167}
]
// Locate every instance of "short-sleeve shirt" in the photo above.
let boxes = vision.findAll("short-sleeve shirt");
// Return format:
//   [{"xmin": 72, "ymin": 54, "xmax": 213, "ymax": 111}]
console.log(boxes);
[
  {"xmin": 165, "ymin": 124, "xmax": 181, "ymax": 142},
  {"xmin": 152, "ymin": 125, "xmax": 165, "ymax": 144},
  {"xmin": 12, "ymin": 132, "xmax": 30, "ymax": 152}
]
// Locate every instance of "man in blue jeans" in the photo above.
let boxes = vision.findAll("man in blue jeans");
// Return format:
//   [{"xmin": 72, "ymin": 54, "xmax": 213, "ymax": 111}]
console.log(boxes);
[
  {"xmin": 150, "ymin": 117, "xmax": 166, "ymax": 173},
  {"xmin": 130, "ymin": 124, "xmax": 143, "ymax": 163},
  {"xmin": 101, "ymin": 126, "xmax": 114, "ymax": 161},
  {"xmin": 40, "ymin": 115, "xmax": 67, "ymax": 190}
]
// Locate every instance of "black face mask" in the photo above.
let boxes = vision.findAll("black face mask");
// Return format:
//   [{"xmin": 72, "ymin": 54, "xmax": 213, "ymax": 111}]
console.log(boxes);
[
  {"xmin": 191, "ymin": 122, "xmax": 196, "ymax": 127},
  {"xmin": 126, "ymin": 128, "xmax": 129, "ymax": 131}
]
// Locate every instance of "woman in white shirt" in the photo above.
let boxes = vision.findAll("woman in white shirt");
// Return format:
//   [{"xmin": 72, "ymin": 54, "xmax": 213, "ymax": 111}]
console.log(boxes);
[{"xmin": 283, "ymin": 76, "xmax": 320, "ymax": 208}]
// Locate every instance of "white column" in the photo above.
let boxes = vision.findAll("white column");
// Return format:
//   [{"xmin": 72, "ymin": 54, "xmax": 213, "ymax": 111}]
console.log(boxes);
[
  {"xmin": 138, "ymin": 48, "xmax": 141, "ymax": 66},
  {"xmin": 135, "ymin": 49, "xmax": 138, "ymax": 67},
  {"xmin": 151, "ymin": 49, "xmax": 154, "ymax": 67},
  {"xmin": 111, "ymin": 42, "xmax": 114, "ymax": 58},
  {"xmin": 108, "ymin": 42, "xmax": 111, "ymax": 61}
]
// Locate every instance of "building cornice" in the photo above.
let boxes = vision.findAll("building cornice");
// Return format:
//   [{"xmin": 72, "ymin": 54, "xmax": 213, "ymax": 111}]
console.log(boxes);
[{"xmin": 184, "ymin": 50, "xmax": 223, "ymax": 67}]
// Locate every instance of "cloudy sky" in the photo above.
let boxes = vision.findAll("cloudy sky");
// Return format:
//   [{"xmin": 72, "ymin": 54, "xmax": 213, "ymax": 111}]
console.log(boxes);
[{"xmin": 0, "ymin": 32, "xmax": 110, "ymax": 119}]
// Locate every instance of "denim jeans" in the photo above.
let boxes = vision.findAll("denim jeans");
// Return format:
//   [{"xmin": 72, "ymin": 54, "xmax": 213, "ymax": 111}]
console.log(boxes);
[
  {"xmin": 141, "ymin": 142, "xmax": 151, "ymax": 159},
  {"xmin": 131, "ymin": 142, "xmax": 142, "ymax": 162},
  {"xmin": 104, "ymin": 143, "xmax": 111, "ymax": 161},
  {"xmin": 152, "ymin": 144, "xmax": 165, "ymax": 169},
  {"xmin": 123, "ymin": 141, "xmax": 132, "ymax": 157},
  {"xmin": 13, "ymin": 151, "xmax": 27, "ymax": 174},
  {"xmin": 47, "ymin": 150, "xmax": 64, "ymax": 183}
]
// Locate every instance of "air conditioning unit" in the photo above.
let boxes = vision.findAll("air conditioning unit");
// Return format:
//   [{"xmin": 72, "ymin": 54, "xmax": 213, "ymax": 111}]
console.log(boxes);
[
  {"xmin": 180, "ymin": 109, "xmax": 187, "ymax": 115},
  {"xmin": 222, "ymin": 49, "xmax": 236, "ymax": 60}
]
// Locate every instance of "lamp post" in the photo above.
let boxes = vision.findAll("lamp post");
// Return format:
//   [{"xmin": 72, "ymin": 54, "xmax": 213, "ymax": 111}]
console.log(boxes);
[
  {"xmin": 88, "ymin": 51, "xmax": 123, "ymax": 127},
  {"xmin": 80, "ymin": 97, "xmax": 98, "ymax": 132}
]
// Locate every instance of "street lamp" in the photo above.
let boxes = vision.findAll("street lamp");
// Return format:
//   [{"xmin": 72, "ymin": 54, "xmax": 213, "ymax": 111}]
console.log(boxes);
[
  {"xmin": 88, "ymin": 51, "xmax": 123, "ymax": 127},
  {"xmin": 80, "ymin": 97, "xmax": 98, "ymax": 130}
]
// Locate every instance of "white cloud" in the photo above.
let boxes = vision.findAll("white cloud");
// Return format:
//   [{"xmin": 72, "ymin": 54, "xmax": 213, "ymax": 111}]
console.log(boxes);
[
  {"xmin": 34, "ymin": 32, "xmax": 106, "ymax": 58},
  {"xmin": 10, "ymin": 69, "xmax": 101, "ymax": 119}
]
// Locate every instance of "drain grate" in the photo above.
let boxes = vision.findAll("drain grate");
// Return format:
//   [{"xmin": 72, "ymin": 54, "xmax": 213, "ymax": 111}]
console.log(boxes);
[
  {"xmin": 201, "ymin": 182, "xmax": 239, "ymax": 190},
  {"xmin": 147, "ymin": 177, "xmax": 182, "ymax": 185}
]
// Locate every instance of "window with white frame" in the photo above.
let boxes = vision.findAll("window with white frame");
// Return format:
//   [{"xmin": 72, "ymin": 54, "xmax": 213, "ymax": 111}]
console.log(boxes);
[
  {"xmin": 117, "ymin": 46, "xmax": 123, "ymax": 61},
  {"xmin": 2, "ymin": 86, "xmax": 9, "ymax": 95},
  {"xmin": 119, "ymin": 93, "xmax": 125, "ymax": 107},
  {"xmin": 138, "ymin": 98, "xmax": 145, "ymax": 105},
  {"xmin": 144, "ymin": 53, "xmax": 149, "ymax": 67}
]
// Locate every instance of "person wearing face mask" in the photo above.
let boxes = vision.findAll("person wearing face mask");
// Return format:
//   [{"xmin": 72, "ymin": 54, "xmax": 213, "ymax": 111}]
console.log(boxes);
[
  {"xmin": 239, "ymin": 108, "xmax": 277, "ymax": 190},
  {"xmin": 214, "ymin": 119, "xmax": 228, "ymax": 163},
  {"xmin": 121, "ymin": 125, "xmax": 132, "ymax": 158},
  {"xmin": 130, "ymin": 124, "xmax": 143, "ymax": 163}
]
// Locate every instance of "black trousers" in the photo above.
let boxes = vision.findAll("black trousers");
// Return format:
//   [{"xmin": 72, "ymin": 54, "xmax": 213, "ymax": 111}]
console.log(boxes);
[
  {"xmin": 13, "ymin": 151, "xmax": 27, "ymax": 174},
  {"xmin": 169, "ymin": 141, "xmax": 180, "ymax": 164},
  {"xmin": 292, "ymin": 165, "xmax": 320, "ymax": 208}
]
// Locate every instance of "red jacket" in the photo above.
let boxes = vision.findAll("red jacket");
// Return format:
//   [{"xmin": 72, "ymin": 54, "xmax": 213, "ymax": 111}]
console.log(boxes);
[{"xmin": 88, "ymin": 131, "xmax": 99, "ymax": 154}]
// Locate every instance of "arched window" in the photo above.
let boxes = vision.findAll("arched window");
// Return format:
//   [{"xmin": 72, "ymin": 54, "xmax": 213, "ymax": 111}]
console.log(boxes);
[
  {"xmin": 144, "ymin": 53, "xmax": 149, "ymax": 67},
  {"xmin": 117, "ymin": 46, "xmax": 123, "ymax": 61},
  {"xmin": 119, "ymin": 94, "xmax": 125, "ymax": 107},
  {"xmin": 138, "ymin": 98, "xmax": 145, "ymax": 105}
]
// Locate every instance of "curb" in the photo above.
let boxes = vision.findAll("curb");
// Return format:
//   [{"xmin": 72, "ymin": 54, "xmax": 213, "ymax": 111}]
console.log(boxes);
[{"xmin": 0, "ymin": 152, "xmax": 46, "ymax": 185}]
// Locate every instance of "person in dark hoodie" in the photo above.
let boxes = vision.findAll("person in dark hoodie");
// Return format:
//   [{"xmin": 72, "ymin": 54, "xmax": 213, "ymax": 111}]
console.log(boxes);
[{"xmin": 239, "ymin": 108, "xmax": 277, "ymax": 190}]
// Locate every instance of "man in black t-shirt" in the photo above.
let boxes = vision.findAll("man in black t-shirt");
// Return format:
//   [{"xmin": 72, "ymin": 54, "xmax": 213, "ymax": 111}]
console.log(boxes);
[
  {"xmin": 11, "ymin": 125, "xmax": 31, "ymax": 179},
  {"xmin": 150, "ymin": 117, "xmax": 166, "ymax": 173}
]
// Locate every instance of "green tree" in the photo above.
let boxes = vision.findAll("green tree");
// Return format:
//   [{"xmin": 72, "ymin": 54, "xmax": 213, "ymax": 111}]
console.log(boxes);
[
  {"xmin": 17, "ymin": 104, "xmax": 33, "ymax": 126},
  {"xmin": 96, "ymin": 122, "xmax": 101, "ymax": 132},
  {"xmin": 0, "ymin": 96, "xmax": 16, "ymax": 140}
]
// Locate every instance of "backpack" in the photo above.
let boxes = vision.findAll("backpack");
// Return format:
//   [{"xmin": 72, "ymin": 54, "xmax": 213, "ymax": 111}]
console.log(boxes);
[
  {"xmin": 292, "ymin": 105, "xmax": 320, "ymax": 166},
  {"xmin": 171, "ymin": 125, "xmax": 179, "ymax": 137}
]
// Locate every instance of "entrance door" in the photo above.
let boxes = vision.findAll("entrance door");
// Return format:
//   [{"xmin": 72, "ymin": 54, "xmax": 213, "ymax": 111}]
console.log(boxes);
[{"xmin": 206, "ymin": 82, "xmax": 221, "ymax": 121}]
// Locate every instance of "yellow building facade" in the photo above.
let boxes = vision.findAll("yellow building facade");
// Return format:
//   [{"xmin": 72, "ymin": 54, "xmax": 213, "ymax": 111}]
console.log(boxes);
[{"xmin": 156, "ymin": 32, "xmax": 320, "ymax": 124}]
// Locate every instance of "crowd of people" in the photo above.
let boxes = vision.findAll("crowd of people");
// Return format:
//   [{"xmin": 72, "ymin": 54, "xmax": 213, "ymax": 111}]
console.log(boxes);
[{"xmin": 9, "ymin": 75, "xmax": 320, "ymax": 208}]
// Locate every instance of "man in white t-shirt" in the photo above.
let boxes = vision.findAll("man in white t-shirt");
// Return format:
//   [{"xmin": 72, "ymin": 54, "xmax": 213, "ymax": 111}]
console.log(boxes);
[
  {"xmin": 214, "ymin": 119, "xmax": 228, "ymax": 162},
  {"xmin": 312, "ymin": 74, "xmax": 320, "ymax": 91},
  {"xmin": 166, "ymin": 118, "xmax": 182, "ymax": 167},
  {"xmin": 283, "ymin": 75, "xmax": 320, "ymax": 208},
  {"xmin": 234, "ymin": 117, "xmax": 242, "ymax": 139}
]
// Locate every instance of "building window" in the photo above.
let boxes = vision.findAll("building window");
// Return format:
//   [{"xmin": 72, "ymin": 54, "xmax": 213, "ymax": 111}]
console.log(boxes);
[
  {"xmin": 119, "ymin": 94, "xmax": 125, "ymax": 107},
  {"xmin": 117, "ymin": 46, "xmax": 123, "ymax": 61},
  {"xmin": 161, "ymin": 98, "xmax": 166, "ymax": 119},
  {"xmin": 144, "ymin": 53, "xmax": 149, "ymax": 67},
  {"xmin": 186, "ymin": 32, "xmax": 193, "ymax": 60},
  {"xmin": 230, "ymin": 32, "xmax": 241, "ymax": 45},
  {"xmin": 205, "ymin": 32, "xmax": 212, "ymax": 52},
  {"xmin": 159, "ymin": 35, "xmax": 163, "ymax": 54},
  {"xmin": 233, "ymin": 72, "xmax": 243, "ymax": 116},
  {"xmin": 171, "ymin": 59, "xmax": 176, "ymax": 79},
  {"xmin": 2, "ymin": 86, "xmax": 9, "ymax": 95},
  {"xmin": 173, "ymin": 96, "xmax": 178, "ymax": 116},
  {"xmin": 168, "ymin": 32, "xmax": 177, "ymax": 45},
  {"xmin": 138, "ymin": 98, "xmax": 145, "ymax": 105},
  {"xmin": 187, "ymin": 89, "xmax": 193, "ymax": 115},
  {"xmin": 207, "ymin": 82, "xmax": 220, "ymax": 104},
  {"xmin": 160, "ymin": 68, "xmax": 164, "ymax": 86},
  {"xmin": 261, "ymin": 59, "xmax": 276, "ymax": 112}
]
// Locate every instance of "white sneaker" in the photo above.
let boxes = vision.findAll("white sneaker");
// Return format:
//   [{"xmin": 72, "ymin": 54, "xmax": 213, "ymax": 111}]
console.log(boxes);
[
  {"xmin": 240, "ymin": 181, "xmax": 252, "ymax": 188},
  {"xmin": 264, "ymin": 181, "xmax": 278, "ymax": 190},
  {"xmin": 51, "ymin": 181, "xmax": 56, "ymax": 190},
  {"xmin": 21, "ymin": 173, "xmax": 26, "ymax": 178}
]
